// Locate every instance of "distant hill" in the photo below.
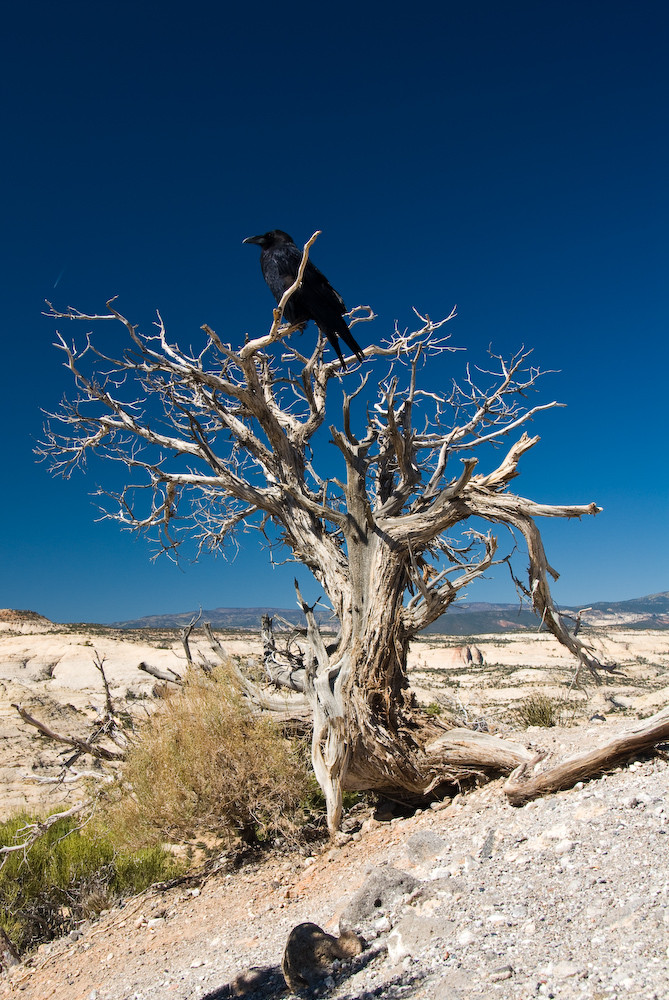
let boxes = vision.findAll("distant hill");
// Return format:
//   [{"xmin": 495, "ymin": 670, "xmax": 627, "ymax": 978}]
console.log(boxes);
[
  {"xmin": 113, "ymin": 606, "xmax": 336, "ymax": 631},
  {"xmin": 113, "ymin": 593, "xmax": 669, "ymax": 633}
]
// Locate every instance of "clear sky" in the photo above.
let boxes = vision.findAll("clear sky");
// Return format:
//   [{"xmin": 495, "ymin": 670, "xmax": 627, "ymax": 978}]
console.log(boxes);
[{"xmin": 1, "ymin": 1, "xmax": 667, "ymax": 624}]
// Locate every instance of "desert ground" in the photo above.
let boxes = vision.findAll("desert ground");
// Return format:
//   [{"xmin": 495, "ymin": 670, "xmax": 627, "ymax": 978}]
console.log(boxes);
[
  {"xmin": 1, "ymin": 609, "xmax": 667, "ymax": 817},
  {"xmin": 1, "ymin": 611, "xmax": 668, "ymax": 1000}
]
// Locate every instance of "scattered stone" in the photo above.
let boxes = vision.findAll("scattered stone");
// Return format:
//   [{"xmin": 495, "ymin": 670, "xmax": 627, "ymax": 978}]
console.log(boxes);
[
  {"xmin": 553, "ymin": 839, "xmax": 574, "ymax": 855},
  {"xmin": 388, "ymin": 910, "xmax": 450, "ymax": 962},
  {"xmin": 489, "ymin": 964, "xmax": 513, "ymax": 981},
  {"xmin": 339, "ymin": 867, "xmax": 420, "ymax": 933},
  {"xmin": 372, "ymin": 916, "xmax": 391, "ymax": 933},
  {"xmin": 479, "ymin": 827, "xmax": 497, "ymax": 858},
  {"xmin": 281, "ymin": 922, "xmax": 364, "ymax": 993},
  {"xmin": 553, "ymin": 960, "xmax": 582, "ymax": 979},
  {"xmin": 405, "ymin": 830, "xmax": 446, "ymax": 863}
]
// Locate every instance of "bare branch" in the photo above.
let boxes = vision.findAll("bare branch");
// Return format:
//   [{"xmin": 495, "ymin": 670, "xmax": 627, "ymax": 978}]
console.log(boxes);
[
  {"xmin": 505, "ymin": 707, "xmax": 669, "ymax": 805},
  {"xmin": 13, "ymin": 704, "xmax": 126, "ymax": 761},
  {"xmin": 0, "ymin": 802, "xmax": 89, "ymax": 858},
  {"xmin": 42, "ymin": 282, "xmax": 607, "ymax": 832}
]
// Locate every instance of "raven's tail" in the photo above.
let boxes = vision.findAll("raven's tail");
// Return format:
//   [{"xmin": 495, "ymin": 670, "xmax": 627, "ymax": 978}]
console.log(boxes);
[
  {"xmin": 324, "ymin": 329, "xmax": 346, "ymax": 366},
  {"xmin": 339, "ymin": 324, "xmax": 365, "ymax": 364}
]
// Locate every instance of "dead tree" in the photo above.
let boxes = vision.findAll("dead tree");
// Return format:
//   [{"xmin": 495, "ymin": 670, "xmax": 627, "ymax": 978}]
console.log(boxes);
[{"xmin": 41, "ymin": 234, "xmax": 611, "ymax": 833}]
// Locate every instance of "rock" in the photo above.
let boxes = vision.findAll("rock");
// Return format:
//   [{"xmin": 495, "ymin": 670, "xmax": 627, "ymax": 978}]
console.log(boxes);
[
  {"xmin": 388, "ymin": 911, "xmax": 451, "ymax": 962},
  {"xmin": 543, "ymin": 824, "xmax": 570, "ymax": 841},
  {"xmin": 387, "ymin": 929, "xmax": 408, "ymax": 963},
  {"xmin": 553, "ymin": 839, "xmax": 574, "ymax": 855},
  {"xmin": 457, "ymin": 929, "xmax": 476, "ymax": 946},
  {"xmin": 339, "ymin": 867, "xmax": 420, "ymax": 933},
  {"xmin": 553, "ymin": 960, "xmax": 582, "ymax": 979},
  {"xmin": 479, "ymin": 827, "xmax": 497, "ymax": 858},
  {"xmin": 489, "ymin": 964, "xmax": 513, "ymax": 981},
  {"xmin": 405, "ymin": 830, "xmax": 446, "ymax": 863},
  {"xmin": 281, "ymin": 922, "xmax": 364, "ymax": 993},
  {"xmin": 372, "ymin": 916, "xmax": 391, "ymax": 933},
  {"xmin": 439, "ymin": 645, "xmax": 484, "ymax": 667}
]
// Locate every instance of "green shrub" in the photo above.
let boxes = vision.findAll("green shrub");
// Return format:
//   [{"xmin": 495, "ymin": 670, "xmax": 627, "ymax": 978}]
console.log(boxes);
[
  {"xmin": 0, "ymin": 813, "xmax": 179, "ymax": 954},
  {"xmin": 101, "ymin": 664, "xmax": 314, "ymax": 850},
  {"xmin": 513, "ymin": 692, "xmax": 571, "ymax": 728}
]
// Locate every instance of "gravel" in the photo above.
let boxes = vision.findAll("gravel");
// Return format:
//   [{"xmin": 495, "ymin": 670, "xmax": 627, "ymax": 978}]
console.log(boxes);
[{"xmin": 2, "ymin": 724, "xmax": 668, "ymax": 1000}]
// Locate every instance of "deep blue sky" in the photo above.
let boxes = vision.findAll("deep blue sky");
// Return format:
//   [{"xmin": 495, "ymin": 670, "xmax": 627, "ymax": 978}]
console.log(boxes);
[{"xmin": 1, "ymin": 1, "xmax": 667, "ymax": 623}]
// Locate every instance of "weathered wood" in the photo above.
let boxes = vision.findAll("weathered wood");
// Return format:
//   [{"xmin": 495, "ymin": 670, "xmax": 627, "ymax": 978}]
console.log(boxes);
[
  {"xmin": 504, "ymin": 707, "xmax": 669, "ymax": 805},
  {"xmin": 138, "ymin": 660, "xmax": 183, "ymax": 684},
  {"xmin": 0, "ymin": 927, "xmax": 19, "ymax": 970},
  {"xmin": 12, "ymin": 704, "xmax": 125, "ymax": 762},
  {"xmin": 42, "ymin": 284, "xmax": 612, "ymax": 833}
]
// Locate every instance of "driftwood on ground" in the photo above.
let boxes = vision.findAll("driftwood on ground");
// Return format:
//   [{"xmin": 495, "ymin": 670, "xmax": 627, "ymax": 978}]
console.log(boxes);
[
  {"xmin": 138, "ymin": 661, "xmax": 183, "ymax": 685},
  {"xmin": 504, "ymin": 706, "xmax": 669, "ymax": 805},
  {"xmin": 12, "ymin": 704, "xmax": 125, "ymax": 762}
]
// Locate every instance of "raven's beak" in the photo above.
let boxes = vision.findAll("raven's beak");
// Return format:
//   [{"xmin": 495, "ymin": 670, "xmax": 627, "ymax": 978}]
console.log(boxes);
[{"xmin": 242, "ymin": 235, "xmax": 263, "ymax": 245}]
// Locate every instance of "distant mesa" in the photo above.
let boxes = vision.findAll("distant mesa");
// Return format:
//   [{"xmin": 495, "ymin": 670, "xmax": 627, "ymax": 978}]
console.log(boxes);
[
  {"xmin": 0, "ymin": 609, "xmax": 52, "ymax": 624},
  {"xmin": 111, "ymin": 593, "xmax": 669, "ymax": 634},
  {"xmin": 0, "ymin": 609, "xmax": 54, "ymax": 634},
  {"xmin": 3, "ymin": 595, "xmax": 667, "ymax": 634}
]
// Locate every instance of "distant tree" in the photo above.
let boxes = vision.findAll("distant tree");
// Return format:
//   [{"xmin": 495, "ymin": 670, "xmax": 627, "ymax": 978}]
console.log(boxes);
[{"xmin": 41, "ymin": 233, "xmax": 609, "ymax": 833}]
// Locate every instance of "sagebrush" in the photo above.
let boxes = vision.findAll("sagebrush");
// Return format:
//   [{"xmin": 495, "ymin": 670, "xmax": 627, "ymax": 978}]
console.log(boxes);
[
  {"xmin": 514, "ymin": 692, "xmax": 574, "ymax": 728},
  {"xmin": 102, "ymin": 664, "xmax": 315, "ymax": 849}
]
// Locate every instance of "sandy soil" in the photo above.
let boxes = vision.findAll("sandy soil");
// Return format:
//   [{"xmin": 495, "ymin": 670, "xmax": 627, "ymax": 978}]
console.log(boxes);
[
  {"xmin": 1, "ymin": 615, "xmax": 668, "ymax": 999},
  {"xmin": 2, "ymin": 721, "xmax": 667, "ymax": 1000},
  {"xmin": 1, "ymin": 617, "xmax": 668, "ymax": 817}
]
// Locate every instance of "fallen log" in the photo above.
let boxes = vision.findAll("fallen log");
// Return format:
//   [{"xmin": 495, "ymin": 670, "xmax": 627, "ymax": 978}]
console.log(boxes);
[
  {"xmin": 138, "ymin": 660, "xmax": 183, "ymax": 684},
  {"xmin": 504, "ymin": 706, "xmax": 669, "ymax": 805}
]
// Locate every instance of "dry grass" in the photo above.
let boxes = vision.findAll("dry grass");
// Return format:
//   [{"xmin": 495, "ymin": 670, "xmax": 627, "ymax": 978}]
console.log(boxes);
[
  {"xmin": 512, "ymin": 691, "xmax": 574, "ymax": 728},
  {"xmin": 101, "ymin": 663, "xmax": 314, "ymax": 850}
]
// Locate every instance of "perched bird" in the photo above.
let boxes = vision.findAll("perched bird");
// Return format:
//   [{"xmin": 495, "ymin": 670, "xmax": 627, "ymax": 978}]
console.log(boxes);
[{"xmin": 243, "ymin": 230, "xmax": 365, "ymax": 366}]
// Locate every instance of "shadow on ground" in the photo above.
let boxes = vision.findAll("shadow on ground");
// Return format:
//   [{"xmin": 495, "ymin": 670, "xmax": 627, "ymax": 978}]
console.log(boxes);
[{"xmin": 199, "ymin": 950, "xmax": 430, "ymax": 999}]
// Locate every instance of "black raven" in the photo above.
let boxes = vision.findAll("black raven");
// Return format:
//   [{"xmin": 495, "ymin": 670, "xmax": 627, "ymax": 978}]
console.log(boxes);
[{"xmin": 243, "ymin": 230, "xmax": 364, "ymax": 366}]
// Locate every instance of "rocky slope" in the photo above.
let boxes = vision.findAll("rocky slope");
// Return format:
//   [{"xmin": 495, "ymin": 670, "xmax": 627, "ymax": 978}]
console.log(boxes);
[
  {"xmin": 2, "ymin": 718, "xmax": 667, "ymax": 1000},
  {"xmin": 1, "ymin": 615, "xmax": 668, "ymax": 999}
]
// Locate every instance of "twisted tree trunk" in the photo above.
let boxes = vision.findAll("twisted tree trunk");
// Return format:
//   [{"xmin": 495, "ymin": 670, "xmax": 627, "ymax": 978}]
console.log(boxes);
[{"xmin": 42, "ymin": 239, "xmax": 615, "ymax": 834}]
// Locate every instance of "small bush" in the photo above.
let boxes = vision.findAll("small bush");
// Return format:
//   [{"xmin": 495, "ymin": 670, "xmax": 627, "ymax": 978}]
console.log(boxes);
[
  {"xmin": 102, "ymin": 664, "xmax": 314, "ymax": 850},
  {"xmin": 0, "ymin": 813, "xmax": 179, "ymax": 954},
  {"xmin": 513, "ymin": 692, "xmax": 571, "ymax": 728}
]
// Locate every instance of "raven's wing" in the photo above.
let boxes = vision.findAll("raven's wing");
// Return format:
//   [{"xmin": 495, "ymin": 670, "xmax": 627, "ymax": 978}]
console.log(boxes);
[
  {"xmin": 261, "ymin": 244, "xmax": 364, "ymax": 363},
  {"xmin": 260, "ymin": 244, "xmax": 301, "ymax": 299},
  {"xmin": 300, "ymin": 260, "xmax": 347, "ymax": 314},
  {"xmin": 300, "ymin": 262, "xmax": 364, "ymax": 362},
  {"xmin": 260, "ymin": 244, "xmax": 310, "ymax": 325}
]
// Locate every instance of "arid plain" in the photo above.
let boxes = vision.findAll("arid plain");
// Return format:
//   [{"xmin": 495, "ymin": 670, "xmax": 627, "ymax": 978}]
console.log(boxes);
[{"xmin": 1, "ymin": 608, "xmax": 667, "ymax": 819}]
